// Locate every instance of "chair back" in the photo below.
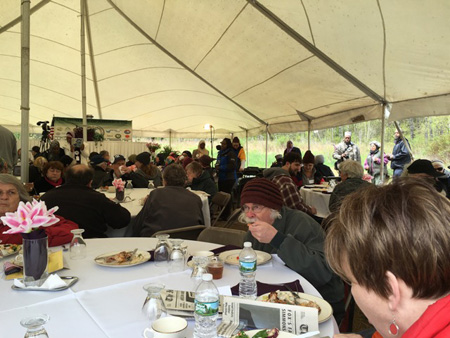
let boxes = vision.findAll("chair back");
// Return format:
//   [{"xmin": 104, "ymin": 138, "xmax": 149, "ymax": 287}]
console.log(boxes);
[
  {"xmin": 209, "ymin": 192, "xmax": 231, "ymax": 226},
  {"xmin": 197, "ymin": 227, "xmax": 246, "ymax": 247},
  {"xmin": 151, "ymin": 225, "xmax": 207, "ymax": 241}
]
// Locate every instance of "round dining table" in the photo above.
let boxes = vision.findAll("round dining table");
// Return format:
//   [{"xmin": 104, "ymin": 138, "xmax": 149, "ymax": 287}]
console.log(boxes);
[
  {"xmin": 102, "ymin": 188, "xmax": 211, "ymax": 237},
  {"xmin": 0, "ymin": 238, "xmax": 338, "ymax": 337},
  {"xmin": 300, "ymin": 187, "xmax": 332, "ymax": 218}
]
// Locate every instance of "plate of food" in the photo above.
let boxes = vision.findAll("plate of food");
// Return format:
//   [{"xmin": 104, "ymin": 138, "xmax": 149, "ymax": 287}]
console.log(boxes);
[
  {"xmin": 94, "ymin": 250, "xmax": 150, "ymax": 267},
  {"xmin": 257, "ymin": 291, "xmax": 333, "ymax": 323},
  {"xmin": 233, "ymin": 328, "xmax": 294, "ymax": 338},
  {"xmin": 0, "ymin": 244, "xmax": 21, "ymax": 258},
  {"xmin": 218, "ymin": 249, "xmax": 272, "ymax": 266}
]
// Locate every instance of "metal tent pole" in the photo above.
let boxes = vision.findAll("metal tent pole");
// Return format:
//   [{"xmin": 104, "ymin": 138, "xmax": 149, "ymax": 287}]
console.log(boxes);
[
  {"xmin": 380, "ymin": 104, "xmax": 387, "ymax": 184},
  {"xmin": 265, "ymin": 126, "xmax": 268, "ymax": 168},
  {"xmin": 20, "ymin": 0, "xmax": 31, "ymax": 183},
  {"xmin": 81, "ymin": 0, "xmax": 88, "ymax": 143},
  {"xmin": 307, "ymin": 120, "xmax": 311, "ymax": 150}
]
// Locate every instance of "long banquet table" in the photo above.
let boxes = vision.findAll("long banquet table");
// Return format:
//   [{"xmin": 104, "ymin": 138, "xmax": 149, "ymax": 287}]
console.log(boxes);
[{"xmin": 0, "ymin": 238, "xmax": 338, "ymax": 337}]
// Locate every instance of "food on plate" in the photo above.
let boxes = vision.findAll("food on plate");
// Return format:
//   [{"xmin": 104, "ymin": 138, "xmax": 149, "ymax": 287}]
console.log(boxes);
[
  {"xmin": 263, "ymin": 291, "xmax": 321, "ymax": 314},
  {"xmin": 233, "ymin": 328, "xmax": 279, "ymax": 338},
  {"xmin": 0, "ymin": 244, "xmax": 21, "ymax": 257},
  {"xmin": 98, "ymin": 250, "xmax": 139, "ymax": 264}
]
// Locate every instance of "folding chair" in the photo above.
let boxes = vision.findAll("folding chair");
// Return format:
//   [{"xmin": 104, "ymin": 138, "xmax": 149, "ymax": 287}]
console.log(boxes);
[
  {"xmin": 151, "ymin": 225, "xmax": 207, "ymax": 241},
  {"xmin": 197, "ymin": 227, "xmax": 246, "ymax": 247},
  {"xmin": 209, "ymin": 192, "xmax": 231, "ymax": 227}
]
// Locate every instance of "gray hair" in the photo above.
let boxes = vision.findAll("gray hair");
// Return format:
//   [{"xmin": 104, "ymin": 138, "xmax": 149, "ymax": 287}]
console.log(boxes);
[
  {"xmin": 339, "ymin": 160, "xmax": 364, "ymax": 179},
  {"xmin": 0, "ymin": 174, "xmax": 32, "ymax": 202},
  {"xmin": 238, "ymin": 208, "xmax": 282, "ymax": 224}
]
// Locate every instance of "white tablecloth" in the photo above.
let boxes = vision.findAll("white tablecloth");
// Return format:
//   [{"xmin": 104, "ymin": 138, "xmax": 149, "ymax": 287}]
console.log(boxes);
[
  {"xmin": 102, "ymin": 188, "xmax": 211, "ymax": 237},
  {"xmin": 300, "ymin": 188, "xmax": 332, "ymax": 218},
  {"xmin": 0, "ymin": 238, "xmax": 338, "ymax": 337}
]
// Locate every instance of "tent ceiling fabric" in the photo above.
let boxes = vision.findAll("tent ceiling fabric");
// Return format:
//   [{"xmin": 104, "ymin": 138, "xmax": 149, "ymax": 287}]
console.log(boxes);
[{"xmin": 1, "ymin": 0, "xmax": 449, "ymax": 138}]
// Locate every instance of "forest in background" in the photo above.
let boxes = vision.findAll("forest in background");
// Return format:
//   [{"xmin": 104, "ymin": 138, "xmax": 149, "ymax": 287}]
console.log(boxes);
[{"xmin": 24, "ymin": 115, "xmax": 449, "ymax": 175}]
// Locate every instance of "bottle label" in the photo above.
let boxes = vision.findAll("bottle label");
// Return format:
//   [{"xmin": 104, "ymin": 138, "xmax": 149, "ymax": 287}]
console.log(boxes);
[
  {"xmin": 240, "ymin": 260, "xmax": 256, "ymax": 273},
  {"xmin": 194, "ymin": 300, "xmax": 219, "ymax": 316}
]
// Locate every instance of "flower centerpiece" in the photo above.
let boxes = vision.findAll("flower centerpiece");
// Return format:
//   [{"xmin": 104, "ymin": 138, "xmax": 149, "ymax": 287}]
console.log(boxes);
[
  {"xmin": 146, "ymin": 142, "xmax": 161, "ymax": 153},
  {"xmin": 1, "ymin": 200, "xmax": 59, "ymax": 286},
  {"xmin": 113, "ymin": 178, "xmax": 125, "ymax": 201}
]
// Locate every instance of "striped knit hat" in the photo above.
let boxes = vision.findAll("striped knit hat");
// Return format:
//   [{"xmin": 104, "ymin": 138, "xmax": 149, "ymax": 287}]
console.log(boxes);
[{"xmin": 240, "ymin": 178, "xmax": 283, "ymax": 211}]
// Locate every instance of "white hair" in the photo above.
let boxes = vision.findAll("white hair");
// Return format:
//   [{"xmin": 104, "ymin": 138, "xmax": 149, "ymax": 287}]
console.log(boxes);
[{"xmin": 238, "ymin": 208, "xmax": 282, "ymax": 223}]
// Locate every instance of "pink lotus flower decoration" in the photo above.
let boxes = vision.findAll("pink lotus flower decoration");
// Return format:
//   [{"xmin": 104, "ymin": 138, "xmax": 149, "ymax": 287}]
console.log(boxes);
[
  {"xmin": 113, "ymin": 178, "xmax": 125, "ymax": 192},
  {"xmin": 1, "ymin": 200, "xmax": 59, "ymax": 234}
]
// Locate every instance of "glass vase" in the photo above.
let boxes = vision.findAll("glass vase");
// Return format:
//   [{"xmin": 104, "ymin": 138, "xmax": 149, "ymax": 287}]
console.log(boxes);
[
  {"xmin": 116, "ymin": 189, "xmax": 124, "ymax": 202},
  {"xmin": 21, "ymin": 229, "xmax": 49, "ymax": 287}
]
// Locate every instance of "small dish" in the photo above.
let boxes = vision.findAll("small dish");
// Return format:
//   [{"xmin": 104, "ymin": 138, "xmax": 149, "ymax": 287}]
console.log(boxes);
[
  {"xmin": 11, "ymin": 276, "xmax": 79, "ymax": 292},
  {"xmin": 94, "ymin": 250, "xmax": 151, "ymax": 267}
]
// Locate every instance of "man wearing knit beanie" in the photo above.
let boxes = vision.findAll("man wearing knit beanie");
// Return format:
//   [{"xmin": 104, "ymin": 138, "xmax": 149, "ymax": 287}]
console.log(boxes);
[{"xmin": 240, "ymin": 178, "xmax": 345, "ymax": 323}]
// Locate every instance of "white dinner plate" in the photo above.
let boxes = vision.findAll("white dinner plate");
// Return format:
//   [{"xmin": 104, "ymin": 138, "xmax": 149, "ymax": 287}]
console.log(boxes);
[
  {"xmin": 238, "ymin": 329, "xmax": 295, "ymax": 337},
  {"xmin": 218, "ymin": 249, "xmax": 272, "ymax": 266},
  {"xmin": 94, "ymin": 250, "xmax": 151, "ymax": 267},
  {"xmin": 0, "ymin": 244, "xmax": 21, "ymax": 258},
  {"xmin": 257, "ymin": 291, "xmax": 333, "ymax": 323}
]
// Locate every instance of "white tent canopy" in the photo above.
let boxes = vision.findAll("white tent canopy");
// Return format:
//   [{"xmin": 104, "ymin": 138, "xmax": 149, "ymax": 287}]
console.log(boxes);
[{"xmin": 1, "ymin": 0, "xmax": 449, "ymax": 139}]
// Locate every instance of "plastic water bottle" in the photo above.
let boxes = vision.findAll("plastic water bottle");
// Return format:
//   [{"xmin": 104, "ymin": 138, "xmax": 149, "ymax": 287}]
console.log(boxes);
[
  {"xmin": 194, "ymin": 273, "xmax": 219, "ymax": 338},
  {"xmin": 239, "ymin": 241, "xmax": 257, "ymax": 299}
]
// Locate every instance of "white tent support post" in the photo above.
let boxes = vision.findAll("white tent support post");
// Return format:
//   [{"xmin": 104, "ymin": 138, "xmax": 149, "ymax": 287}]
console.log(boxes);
[
  {"xmin": 265, "ymin": 125, "xmax": 268, "ymax": 168},
  {"xmin": 84, "ymin": 1, "xmax": 102, "ymax": 119},
  {"xmin": 169, "ymin": 130, "xmax": 172, "ymax": 148},
  {"xmin": 20, "ymin": 0, "xmax": 31, "ymax": 183},
  {"xmin": 379, "ymin": 104, "xmax": 387, "ymax": 183},
  {"xmin": 246, "ymin": 129, "xmax": 249, "ymax": 166},
  {"xmin": 307, "ymin": 120, "xmax": 311, "ymax": 150},
  {"xmin": 393, "ymin": 121, "xmax": 414, "ymax": 161},
  {"xmin": 80, "ymin": 0, "xmax": 88, "ymax": 143}
]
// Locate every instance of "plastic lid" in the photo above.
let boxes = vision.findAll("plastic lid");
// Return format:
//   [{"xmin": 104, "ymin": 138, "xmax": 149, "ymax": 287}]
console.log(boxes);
[
  {"xmin": 243, "ymin": 242, "xmax": 252, "ymax": 248},
  {"xmin": 202, "ymin": 273, "xmax": 213, "ymax": 281}
]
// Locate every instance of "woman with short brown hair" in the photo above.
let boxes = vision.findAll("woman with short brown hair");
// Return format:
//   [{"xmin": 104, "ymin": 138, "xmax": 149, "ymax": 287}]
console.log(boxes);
[
  {"xmin": 34, "ymin": 161, "xmax": 64, "ymax": 194},
  {"xmin": 326, "ymin": 178, "xmax": 450, "ymax": 338}
]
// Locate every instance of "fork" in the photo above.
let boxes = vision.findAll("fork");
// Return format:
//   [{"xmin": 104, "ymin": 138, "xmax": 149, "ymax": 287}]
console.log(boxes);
[{"xmin": 284, "ymin": 284, "xmax": 301, "ymax": 300}]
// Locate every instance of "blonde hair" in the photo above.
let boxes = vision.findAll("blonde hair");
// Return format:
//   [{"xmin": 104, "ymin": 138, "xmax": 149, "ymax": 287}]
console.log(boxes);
[
  {"xmin": 325, "ymin": 178, "xmax": 450, "ymax": 299},
  {"xmin": 33, "ymin": 156, "xmax": 48, "ymax": 172}
]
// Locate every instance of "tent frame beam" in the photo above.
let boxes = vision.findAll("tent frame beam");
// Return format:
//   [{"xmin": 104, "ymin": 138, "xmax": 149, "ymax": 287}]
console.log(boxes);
[
  {"xmin": 248, "ymin": 0, "xmax": 387, "ymax": 105},
  {"xmin": 107, "ymin": 0, "xmax": 268, "ymax": 128}
]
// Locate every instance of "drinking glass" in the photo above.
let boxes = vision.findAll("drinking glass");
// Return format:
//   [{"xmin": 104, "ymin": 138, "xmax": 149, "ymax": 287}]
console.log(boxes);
[
  {"xmin": 142, "ymin": 283, "xmax": 167, "ymax": 323},
  {"xmin": 154, "ymin": 234, "xmax": 171, "ymax": 267},
  {"xmin": 20, "ymin": 314, "xmax": 49, "ymax": 338},
  {"xmin": 125, "ymin": 181, "xmax": 133, "ymax": 197},
  {"xmin": 69, "ymin": 229, "xmax": 87, "ymax": 259},
  {"xmin": 168, "ymin": 239, "xmax": 185, "ymax": 273}
]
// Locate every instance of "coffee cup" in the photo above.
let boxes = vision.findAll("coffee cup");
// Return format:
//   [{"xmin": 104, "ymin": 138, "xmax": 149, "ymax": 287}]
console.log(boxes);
[
  {"xmin": 143, "ymin": 316, "xmax": 187, "ymax": 338},
  {"xmin": 207, "ymin": 257, "xmax": 224, "ymax": 280}
]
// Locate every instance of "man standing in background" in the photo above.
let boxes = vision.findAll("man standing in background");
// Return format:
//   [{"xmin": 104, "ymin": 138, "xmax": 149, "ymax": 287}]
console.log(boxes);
[
  {"xmin": 283, "ymin": 140, "xmax": 302, "ymax": 158},
  {"xmin": 389, "ymin": 130, "xmax": 412, "ymax": 177},
  {"xmin": 0, "ymin": 126, "xmax": 17, "ymax": 174},
  {"xmin": 332, "ymin": 131, "xmax": 361, "ymax": 170}
]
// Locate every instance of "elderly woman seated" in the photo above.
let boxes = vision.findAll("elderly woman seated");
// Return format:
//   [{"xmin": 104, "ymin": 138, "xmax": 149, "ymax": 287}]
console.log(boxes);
[
  {"xmin": 0, "ymin": 174, "xmax": 78, "ymax": 246},
  {"xmin": 326, "ymin": 179, "xmax": 450, "ymax": 338},
  {"xmin": 34, "ymin": 161, "xmax": 65, "ymax": 194}
]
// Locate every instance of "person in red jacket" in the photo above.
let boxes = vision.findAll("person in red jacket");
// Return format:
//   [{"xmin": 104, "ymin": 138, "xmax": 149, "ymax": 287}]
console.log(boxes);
[
  {"xmin": 0, "ymin": 174, "xmax": 78, "ymax": 247},
  {"xmin": 326, "ymin": 178, "xmax": 450, "ymax": 338}
]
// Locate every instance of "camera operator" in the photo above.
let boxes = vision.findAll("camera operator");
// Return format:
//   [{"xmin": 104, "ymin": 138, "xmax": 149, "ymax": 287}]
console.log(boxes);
[{"xmin": 42, "ymin": 140, "xmax": 66, "ymax": 162}]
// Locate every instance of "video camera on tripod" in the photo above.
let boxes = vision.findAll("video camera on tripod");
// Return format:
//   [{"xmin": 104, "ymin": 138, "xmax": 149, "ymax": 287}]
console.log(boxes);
[{"xmin": 37, "ymin": 121, "xmax": 51, "ymax": 152}]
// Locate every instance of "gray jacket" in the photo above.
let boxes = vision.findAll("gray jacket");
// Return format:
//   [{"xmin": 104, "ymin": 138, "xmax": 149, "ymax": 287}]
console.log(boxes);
[
  {"xmin": 333, "ymin": 141, "xmax": 361, "ymax": 163},
  {"xmin": 243, "ymin": 207, "xmax": 344, "ymax": 312}
]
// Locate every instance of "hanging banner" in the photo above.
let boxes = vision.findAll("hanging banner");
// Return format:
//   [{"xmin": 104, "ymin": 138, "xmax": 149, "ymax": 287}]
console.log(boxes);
[{"xmin": 52, "ymin": 117, "xmax": 132, "ymax": 142}]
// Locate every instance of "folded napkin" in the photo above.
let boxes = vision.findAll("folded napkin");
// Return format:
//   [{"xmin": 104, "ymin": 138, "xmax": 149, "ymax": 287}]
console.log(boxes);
[
  {"xmin": 3, "ymin": 261, "xmax": 22, "ymax": 275},
  {"xmin": 13, "ymin": 273, "xmax": 67, "ymax": 290},
  {"xmin": 230, "ymin": 279, "xmax": 304, "ymax": 296},
  {"xmin": 5, "ymin": 250, "xmax": 65, "ymax": 280}
]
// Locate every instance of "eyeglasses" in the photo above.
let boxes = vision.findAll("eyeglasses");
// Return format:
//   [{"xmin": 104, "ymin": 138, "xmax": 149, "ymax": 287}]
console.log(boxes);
[
  {"xmin": 435, "ymin": 167, "xmax": 444, "ymax": 171},
  {"xmin": 242, "ymin": 204, "xmax": 265, "ymax": 213}
]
